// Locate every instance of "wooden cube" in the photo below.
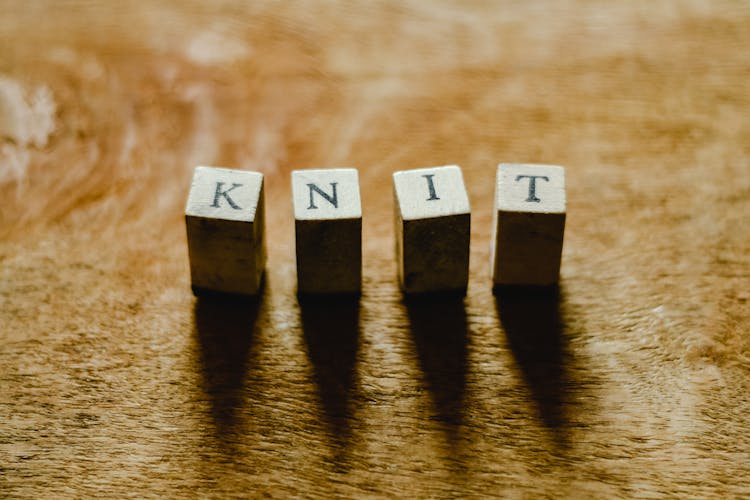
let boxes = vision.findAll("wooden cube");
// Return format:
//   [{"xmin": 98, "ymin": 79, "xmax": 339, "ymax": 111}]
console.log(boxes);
[
  {"xmin": 185, "ymin": 166, "xmax": 266, "ymax": 296},
  {"xmin": 393, "ymin": 165, "xmax": 471, "ymax": 295},
  {"xmin": 292, "ymin": 168, "xmax": 362, "ymax": 295},
  {"xmin": 491, "ymin": 163, "xmax": 566, "ymax": 287}
]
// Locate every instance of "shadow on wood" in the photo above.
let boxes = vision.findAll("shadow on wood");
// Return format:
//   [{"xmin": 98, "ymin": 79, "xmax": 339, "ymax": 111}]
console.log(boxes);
[
  {"xmin": 494, "ymin": 286, "xmax": 571, "ymax": 449},
  {"xmin": 193, "ymin": 290, "xmax": 261, "ymax": 449},
  {"xmin": 299, "ymin": 295, "xmax": 361, "ymax": 467},
  {"xmin": 405, "ymin": 294, "xmax": 469, "ymax": 443}
]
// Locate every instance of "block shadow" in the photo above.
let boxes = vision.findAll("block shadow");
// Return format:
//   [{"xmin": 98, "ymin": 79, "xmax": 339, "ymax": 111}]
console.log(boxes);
[
  {"xmin": 494, "ymin": 285, "xmax": 571, "ymax": 447},
  {"xmin": 193, "ymin": 289, "xmax": 262, "ymax": 446},
  {"xmin": 405, "ymin": 293, "xmax": 469, "ymax": 441},
  {"xmin": 298, "ymin": 295, "xmax": 361, "ymax": 461}
]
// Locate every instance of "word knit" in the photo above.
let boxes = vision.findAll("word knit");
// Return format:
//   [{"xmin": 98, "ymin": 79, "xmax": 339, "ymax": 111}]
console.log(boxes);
[{"xmin": 185, "ymin": 163, "xmax": 566, "ymax": 296}]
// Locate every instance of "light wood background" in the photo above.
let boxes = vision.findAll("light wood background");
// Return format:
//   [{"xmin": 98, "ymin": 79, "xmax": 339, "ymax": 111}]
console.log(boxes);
[{"xmin": 2, "ymin": 1, "xmax": 749, "ymax": 497}]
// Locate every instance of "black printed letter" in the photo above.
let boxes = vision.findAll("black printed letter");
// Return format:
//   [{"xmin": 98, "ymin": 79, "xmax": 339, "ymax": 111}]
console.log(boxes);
[
  {"xmin": 307, "ymin": 182, "xmax": 338, "ymax": 209},
  {"xmin": 515, "ymin": 175, "xmax": 549, "ymax": 203},
  {"xmin": 422, "ymin": 174, "xmax": 440, "ymax": 201},
  {"xmin": 212, "ymin": 182, "xmax": 243, "ymax": 209}
]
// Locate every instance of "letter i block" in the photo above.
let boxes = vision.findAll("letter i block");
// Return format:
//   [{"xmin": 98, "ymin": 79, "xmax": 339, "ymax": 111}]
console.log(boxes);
[
  {"xmin": 292, "ymin": 168, "xmax": 362, "ymax": 295},
  {"xmin": 393, "ymin": 165, "xmax": 471, "ymax": 295},
  {"xmin": 185, "ymin": 166, "xmax": 266, "ymax": 296},
  {"xmin": 491, "ymin": 163, "xmax": 566, "ymax": 287}
]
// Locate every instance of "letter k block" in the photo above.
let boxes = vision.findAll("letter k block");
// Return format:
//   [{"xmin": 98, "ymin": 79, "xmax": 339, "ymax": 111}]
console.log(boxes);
[
  {"xmin": 491, "ymin": 163, "xmax": 566, "ymax": 288},
  {"xmin": 185, "ymin": 166, "xmax": 266, "ymax": 296},
  {"xmin": 292, "ymin": 168, "xmax": 362, "ymax": 295}
]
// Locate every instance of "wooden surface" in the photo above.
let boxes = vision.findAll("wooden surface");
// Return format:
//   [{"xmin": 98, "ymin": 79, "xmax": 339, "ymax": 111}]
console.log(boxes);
[{"xmin": 1, "ymin": 1, "xmax": 749, "ymax": 497}]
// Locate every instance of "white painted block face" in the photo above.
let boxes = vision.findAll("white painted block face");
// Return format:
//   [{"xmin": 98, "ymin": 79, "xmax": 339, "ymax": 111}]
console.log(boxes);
[
  {"xmin": 393, "ymin": 165, "xmax": 471, "ymax": 294},
  {"xmin": 491, "ymin": 163, "xmax": 566, "ymax": 287},
  {"xmin": 185, "ymin": 166, "xmax": 266, "ymax": 296},
  {"xmin": 292, "ymin": 168, "xmax": 362, "ymax": 295}
]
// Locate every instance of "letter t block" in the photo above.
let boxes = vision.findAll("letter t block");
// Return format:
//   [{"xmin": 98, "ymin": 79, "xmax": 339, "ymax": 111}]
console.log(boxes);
[
  {"xmin": 292, "ymin": 168, "xmax": 362, "ymax": 295},
  {"xmin": 185, "ymin": 166, "xmax": 266, "ymax": 296},
  {"xmin": 491, "ymin": 163, "xmax": 566, "ymax": 287},
  {"xmin": 393, "ymin": 165, "xmax": 471, "ymax": 295}
]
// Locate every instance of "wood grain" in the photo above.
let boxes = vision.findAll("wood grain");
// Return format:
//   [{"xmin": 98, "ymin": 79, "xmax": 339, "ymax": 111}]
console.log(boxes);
[{"xmin": 2, "ymin": 1, "xmax": 749, "ymax": 497}]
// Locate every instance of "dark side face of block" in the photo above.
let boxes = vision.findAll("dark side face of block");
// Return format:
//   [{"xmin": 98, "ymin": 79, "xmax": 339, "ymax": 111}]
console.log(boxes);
[
  {"xmin": 186, "ymin": 216, "xmax": 259, "ymax": 294},
  {"xmin": 493, "ymin": 211, "xmax": 566, "ymax": 286},
  {"xmin": 399, "ymin": 214, "xmax": 470, "ymax": 294},
  {"xmin": 295, "ymin": 218, "xmax": 362, "ymax": 294}
]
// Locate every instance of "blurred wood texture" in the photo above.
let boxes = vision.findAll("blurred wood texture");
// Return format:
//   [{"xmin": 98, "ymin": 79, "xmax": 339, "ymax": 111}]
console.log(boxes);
[{"xmin": 1, "ymin": 1, "xmax": 749, "ymax": 497}]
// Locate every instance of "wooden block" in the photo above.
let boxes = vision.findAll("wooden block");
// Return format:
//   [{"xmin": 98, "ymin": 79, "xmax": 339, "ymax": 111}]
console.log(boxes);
[
  {"xmin": 292, "ymin": 168, "xmax": 362, "ymax": 295},
  {"xmin": 185, "ymin": 166, "xmax": 266, "ymax": 296},
  {"xmin": 491, "ymin": 163, "xmax": 566, "ymax": 287},
  {"xmin": 393, "ymin": 165, "xmax": 471, "ymax": 294}
]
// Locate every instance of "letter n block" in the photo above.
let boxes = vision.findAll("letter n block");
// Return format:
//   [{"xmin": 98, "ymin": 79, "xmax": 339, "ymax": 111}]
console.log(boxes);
[
  {"xmin": 185, "ymin": 166, "xmax": 266, "ymax": 296},
  {"xmin": 292, "ymin": 168, "xmax": 362, "ymax": 295},
  {"xmin": 491, "ymin": 163, "xmax": 566, "ymax": 287},
  {"xmin": 393, "ymin": 165, "xmax": 471, "ymax": 295}
]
